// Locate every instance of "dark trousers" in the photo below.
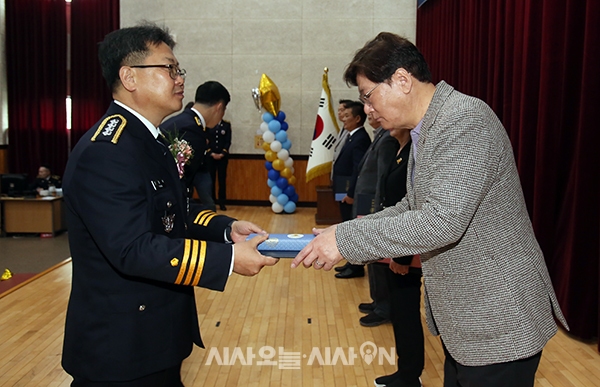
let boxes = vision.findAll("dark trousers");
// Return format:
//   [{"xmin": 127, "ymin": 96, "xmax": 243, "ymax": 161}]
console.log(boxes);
[
  {"xmin": 443, "ymin": 344, "xmax": 542, "ymax": 387},
  {"xmin": 71, "ymin": 364, "xmax": 184, "ymax": 387},
  {"xmin": 387, "ymin": 269, "xmax": 424, "ymax": 385},
  {"xmin": 193, "ymin": 171, "xmax": 215, "ymax": 212},
  {"xmin": 210, "ymin": 156, "xmax": 228, "ymax": 205},
  {"xmin": 368, "ymin": 262, "xmax": 391, "ymax": 318}
]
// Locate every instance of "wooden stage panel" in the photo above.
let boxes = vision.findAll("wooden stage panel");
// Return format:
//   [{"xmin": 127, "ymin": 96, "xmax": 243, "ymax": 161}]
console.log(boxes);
[{"xmin": 0, "ymin": 206, "xmax": 598, "ymax": 386}]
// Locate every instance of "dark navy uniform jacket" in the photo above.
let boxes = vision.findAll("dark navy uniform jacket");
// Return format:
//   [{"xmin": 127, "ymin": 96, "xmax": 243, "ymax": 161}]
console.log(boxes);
[
  {"xmin": 207, "ymin": 120, "xmax": 231, "ymax": 155},
  {"xmin": 160, "ymin": 108, "xmax": 209, "ymax": 191},
  {"xmin": 62, "ymin": 102, "xmax": 234, "ymax": 382}
]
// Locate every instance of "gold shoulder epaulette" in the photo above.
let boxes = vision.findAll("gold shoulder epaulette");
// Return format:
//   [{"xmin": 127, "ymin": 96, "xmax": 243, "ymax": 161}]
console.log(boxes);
[
  {"xmin": 194, "ymin": 116, "xmax": 203, "ymax": 127},
  {"xmin": 91, "ymin": 114, "xmax": 127, "ymax": 144}
]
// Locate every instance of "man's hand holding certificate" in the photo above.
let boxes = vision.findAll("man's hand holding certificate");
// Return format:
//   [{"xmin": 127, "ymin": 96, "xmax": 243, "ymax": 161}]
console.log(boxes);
[{"xmin": 290, "ymin": 225, "xmax": 344, "ymax": 270}]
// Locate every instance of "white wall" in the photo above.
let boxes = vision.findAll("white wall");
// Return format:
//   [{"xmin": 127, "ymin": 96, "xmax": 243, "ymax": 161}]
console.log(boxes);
[{"xmin": 121, "ymin": 0, "xmax": 416, "ymax": 154}]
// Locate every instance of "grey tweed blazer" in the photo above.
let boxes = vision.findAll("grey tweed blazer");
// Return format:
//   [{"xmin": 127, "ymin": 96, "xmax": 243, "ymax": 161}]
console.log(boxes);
[{"xmin": 336, "ymin": 81, "xmax": 568, "ymax": 366}]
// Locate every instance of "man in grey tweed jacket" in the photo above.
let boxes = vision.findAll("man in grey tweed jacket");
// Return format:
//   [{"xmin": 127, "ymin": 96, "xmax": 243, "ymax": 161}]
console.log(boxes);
[{"xmin": 292, "ymin": 32, "xmax": 568, "ymax": 387}]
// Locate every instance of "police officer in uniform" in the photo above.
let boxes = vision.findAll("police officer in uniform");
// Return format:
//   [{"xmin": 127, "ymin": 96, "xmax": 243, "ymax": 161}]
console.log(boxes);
[
  {"xmin": 208, "ymin": 119, "xmax": 231, "ymax": 210},
  {"xmin": 61, "ymin": 23, "xmax": 278, "ymax": 386},
  {"xmin": 161, "ymin": 81, "xmax": 231, "ymax": 212}
]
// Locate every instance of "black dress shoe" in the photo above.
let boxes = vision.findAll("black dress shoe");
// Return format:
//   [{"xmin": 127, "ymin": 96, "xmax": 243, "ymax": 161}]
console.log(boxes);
[
  {"xmin": 358, "ymin": 302, "xmax": 375, "ymax": 313},
  {"xmin": 335, "ymin": 267, "xmax": 365, "ymax": 279},
  {"xmin": 359, "ymin": 312, "xmax": 390, "ymax": 327},
  {"xmin": 219, "ymin": 204, "xmax": 227, "ymax": 211},
  {"xmin": 335, "ymin": 262, "xmax": 351, "ymax": 272}
]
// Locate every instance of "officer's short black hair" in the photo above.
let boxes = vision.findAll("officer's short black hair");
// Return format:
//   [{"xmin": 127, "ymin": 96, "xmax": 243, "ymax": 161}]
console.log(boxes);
[
  {"xmin": 98, "ymin": 22, "xmax": 176, "ymax": 92},
  {"xmin": 346, "ymin": 101, "xmax": 367, "ymax": 125},
  {"xmin": 194, "ymin": 81, "xmax": 231, "ymax": 107},
  {"xmin": 338, "ymin": 99, "xmax": 354, "ymax": 109}
]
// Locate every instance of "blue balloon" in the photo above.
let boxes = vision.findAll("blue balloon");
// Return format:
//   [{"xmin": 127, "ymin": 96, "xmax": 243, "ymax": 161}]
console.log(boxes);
[
  {"xmin": 277, "ymin": 111, "xmax": 286, "ymax": 122},
  {"xmin": 268, "ymin": 169, "xmax": 280, "ymax": 181},
  {"xmin": 267, "ymin": 178, "xmax": 276, "ymax": 188},
  {"xmin": 290, "ymin": 193, "xmax": 299, "ymax": 203},
  {"xmin": 265, "ymin": 161, "xmax": 273, "ymax": 170},
  {"xmin": 283, "ymin": 201, "xmax": 296, "ymax": 213},
  {"xmin": 268, "ymin": 120, "xmax": 281, "ymax": 133},
  {"xmin": 275, "ymin": 130, "xmax": 288, "ymax": 143},
  {"xmin": 277, "ymin": 193, "xmax": 289, "ymax": 205},
  {"xmin": 271, "ymin": 186, "xmax": 282, "ymax": 196},
  {"xmin": 276, "ymin": 177, "xmax": 289, "ymax": 189},
  {"xmin": 262, "ymin": 112, "xmax": 274, "ymax": 122},
  {"xmin": 282, "ymin": 139, "xmax": 292, "ymax": 150},
  {"xmin": 280, "ymin": 122, "xmax": 289, "ymax": 131},
  {"xmin": 284, "ymin": 185, "xmax": 296, "ymax": 197}
]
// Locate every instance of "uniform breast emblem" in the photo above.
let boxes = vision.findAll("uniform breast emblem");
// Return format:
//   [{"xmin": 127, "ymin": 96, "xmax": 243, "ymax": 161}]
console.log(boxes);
[{"xmin": 162, "ymin": 213, "xmax": 175, "ymax": 233}]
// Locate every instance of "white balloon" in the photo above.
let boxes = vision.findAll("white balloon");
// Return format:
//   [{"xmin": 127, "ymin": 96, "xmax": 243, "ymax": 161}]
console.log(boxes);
[
  {"xmin": 270, "ymin": 140, "xmax": 282, "ymax": 152},
  {"xmin": 284, "ymin": 157, "xmax": 294, "ymax": 168},
  {"xmin": 269, "ymin": 194, "xmax": 278, "ymax": 204},
  {"xmin": 277, "ymin": 149, "xmax": 289, "ymax": 161},
  {"xmin": 262, "ymin": 130, "xmax": 275, "ymax": 143},
  {"xmin": 260, "ymin": 122, "xmax": 269, "ymax": 133},
  {"xmin": 271, "ymin": 202, "xmax": 284, "ymax": 213}
]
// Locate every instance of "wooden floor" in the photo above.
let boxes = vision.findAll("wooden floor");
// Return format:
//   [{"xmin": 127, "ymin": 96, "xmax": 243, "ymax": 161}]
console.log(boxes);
[{"xmin": 0, "ymin": 206, "xmax": 598, "ymax": 386}]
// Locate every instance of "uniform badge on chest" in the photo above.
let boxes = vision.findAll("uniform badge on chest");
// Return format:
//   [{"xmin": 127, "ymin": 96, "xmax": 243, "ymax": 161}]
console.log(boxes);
[{"xmin": 162, "ymin": 212, "xmax": 175, "ymax": 233}]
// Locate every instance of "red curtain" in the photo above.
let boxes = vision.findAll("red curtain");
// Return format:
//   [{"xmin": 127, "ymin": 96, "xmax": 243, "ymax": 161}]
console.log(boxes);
[
  {"xmin": 5, "ymin": 0, "xmax": 119, "ymax": 178},
  {"xmin": 70, "ymin": 0, "xmax": 119, "ymax": 146},
  {"xmin": 6, "ymin": 0, "xmax": 67, "ymax": 178},
  {"xmin": 417, "ymin": 0, "xmax": 600, "ymax": 344}
]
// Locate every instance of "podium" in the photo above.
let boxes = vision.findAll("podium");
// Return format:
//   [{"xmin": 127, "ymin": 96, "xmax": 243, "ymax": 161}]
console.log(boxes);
[{"xmin": 315, "ymin": 185, "xmax": 342, "ymax": 225}]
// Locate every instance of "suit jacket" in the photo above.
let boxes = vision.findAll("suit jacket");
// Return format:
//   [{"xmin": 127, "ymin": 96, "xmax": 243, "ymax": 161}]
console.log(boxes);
[
  {"xmin": 336, "ymin": 82, "xmax": 568, "ymax": 366},
  {"xmin": 352, "ymin": 127, "xmax": 399, "ymax": 217},
  {"xmin": 208, "ymin": 120, "xmax": 231, "ymax": 155},
  {"xmin": 332, "ymin": 127, "xmax": 371, "ymax": 198},
  {"xmin": 62, "ymin": 102, "xmax": 235, "ymax": 381},
  {"xmin": 160, "ymin": 108, "xmax": 209, "ymax": 190}
]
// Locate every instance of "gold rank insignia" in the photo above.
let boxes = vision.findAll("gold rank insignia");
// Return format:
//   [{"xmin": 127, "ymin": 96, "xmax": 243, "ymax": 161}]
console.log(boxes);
[
  {"xmin": 170, "ymin": 258, "xmax": 179, "ymax": 267},
  {"xmin": 193, "ymin": 209, "xmax": 217, "ymax": 227},
  {"xmin": 174, "ymin": 239, "xmax": 206, "ymax": 286},
  {"xmin": 91, "ymin": 114, "xmax": 127, "ymax": 144}
]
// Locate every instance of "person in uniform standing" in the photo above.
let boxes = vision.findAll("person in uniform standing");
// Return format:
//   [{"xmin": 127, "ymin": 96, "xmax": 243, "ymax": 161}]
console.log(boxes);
[
  {"xmin": 61, "ymin": 23, "xmax": 278, "ymax": 386},
  {"xmin": 161, "ymin": 81, "xmax": 231, "ymax": 212},
  {"xmin": 207, "ymin": 119, "xmax": 231, "ymax": 211}
]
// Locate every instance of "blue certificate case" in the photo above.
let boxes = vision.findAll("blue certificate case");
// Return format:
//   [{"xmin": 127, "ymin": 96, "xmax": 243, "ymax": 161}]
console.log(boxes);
[{"xmin": 246, "ymin": 233, "xmax": 314, "ymax": 258}]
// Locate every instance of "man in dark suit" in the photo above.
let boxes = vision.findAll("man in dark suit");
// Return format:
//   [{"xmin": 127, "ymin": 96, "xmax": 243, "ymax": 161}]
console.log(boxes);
[
  {"xmin": 207, "ymin": 119, "xmax": 231, "ymax": 211},
  {"xmin": 61, "ymin": 23, "xmax": 278, "ymax": 386},
  {"xmin": 161, "ymin": 81, "xmax": 230, "ymax": 212},
  {"xmin": 352, "ymin": 115, "xmax": 400, "ymax": 326},
  {"xmin": 332, "ymin": 101, "xmax": 371, "ymax": 278}
]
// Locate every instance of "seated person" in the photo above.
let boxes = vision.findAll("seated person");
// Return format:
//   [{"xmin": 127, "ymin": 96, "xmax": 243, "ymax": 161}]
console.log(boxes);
[{"xmin": 30, "ymin": 165, "xmax": 61, "ymax": 193}]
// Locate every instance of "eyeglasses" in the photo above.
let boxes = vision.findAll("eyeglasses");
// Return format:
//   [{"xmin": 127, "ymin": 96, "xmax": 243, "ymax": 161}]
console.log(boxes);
[
  {"xmin": 359, "ymin": 83, "xmax": 381, "ymax": 106},
  {"xmin": 130, "ymin": 64, "xmax": 186, "ymax": 80}
]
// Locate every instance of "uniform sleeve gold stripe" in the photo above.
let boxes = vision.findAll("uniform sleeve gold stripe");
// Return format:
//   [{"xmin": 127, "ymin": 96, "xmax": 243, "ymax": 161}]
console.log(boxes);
[
  {"xmin": 191, "ymin": 241, "xmax": 207, "ymax": 286},
  {"xmin": 175, "ymin": 239, "xmax": 192, "ymax": 285},
  {"xmin": 194, "ymin": 210, "xmax": 215, "ymax": 224},
  {"xmin": 199, "ymin": 213, "xmax": 217, "ymax": 226},
  {"xmin": 183, "ymin": 240, "xmax": 200, "ymax": 286}
]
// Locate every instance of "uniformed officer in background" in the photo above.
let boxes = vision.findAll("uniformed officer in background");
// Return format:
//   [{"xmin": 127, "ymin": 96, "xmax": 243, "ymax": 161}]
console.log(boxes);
[
  {"xmin": 208, "ymin": 119, "xmax": 231, "ymax": 210},
  {"xmin": 61, "ymin": 22, "xmax": 278, "ymax": 386}
]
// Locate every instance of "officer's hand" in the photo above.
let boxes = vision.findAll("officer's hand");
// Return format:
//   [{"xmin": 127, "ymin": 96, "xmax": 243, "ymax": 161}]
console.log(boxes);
[
  {"xmin": 230, "ymin": 220, "xmax": 267, "ymax": 243},
  {"xmin": 233, "ymin": 234, "xmax": 279, "ymax": 276}
]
